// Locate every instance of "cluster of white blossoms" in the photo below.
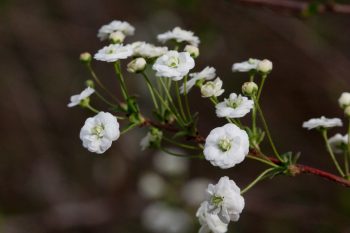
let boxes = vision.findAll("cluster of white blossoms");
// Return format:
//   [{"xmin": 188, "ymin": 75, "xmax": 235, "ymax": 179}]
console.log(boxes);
[
  {"xmin": 197, "ymin": 177, "xmax": 245, "ymax": 233},
  {"xmin": 70, "ymin": 20, "xmax": 281, "ymax": 233}
]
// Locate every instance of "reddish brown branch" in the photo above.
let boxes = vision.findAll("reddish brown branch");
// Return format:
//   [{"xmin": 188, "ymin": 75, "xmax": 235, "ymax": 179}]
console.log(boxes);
[
  {"xmin": 142, "ymin": 118, "xmax": 350, "ymax": 187},
  {"xmin": 235, "ymin": 0, "xmax": 350, "ymax": 14}
]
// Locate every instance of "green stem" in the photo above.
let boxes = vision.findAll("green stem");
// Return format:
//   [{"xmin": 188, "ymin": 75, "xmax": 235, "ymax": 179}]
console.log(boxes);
[
  {"xmin": 255, "ymin": 102, "xmax": 282, "ymax": 161},
  {"xmin": 252, "ymin": 96, "xmax": 257, "ymax": 135},
  {"xmin": 141, "ymin": 72, "xmax": 159, "ymax": 110},
  {"xmin": 256, "ymin": 74, "xmax": 267, "ymax": 102},
  {"xmin": 85, "ymin": 104, "xmax": 99, "ymax": 113},
  {"xmin": 86, "ymin": 64, "xmax": 121, "ymax": 103},
  {"xmin": 183, "ymin": 75, "xmax": 192, "ymax": 120},
  {"xmin": 247, "ymin": 154, "xmax": 279, "ymax": 168},
  {"xmin": 159, "ymin": 78, "xmax": 186, "ymax": 126},
  {"xmin": 322, "ymin": 129, "xmax": 345, "ymax": 177},
  {"xmin": 121, "ymin": 123, "xmax": 138, "ymax": 135},
  {"xmin": 163, "ymin": 136, "xmax": 200, "ymax": 150},
  {"xmin": 114, "ymin": 61, "xmax": 129, "ymax": 101},
  {"xmin": 175, "ymin": 81, "xmax": 187, "ymax": 121},
  {"xmin": 347, "ymin": 118, "xmax": 350, "ymax": 178},
  {"xmin": 241, "ymin": 168, "xmax": 275, "ymax": 194}
]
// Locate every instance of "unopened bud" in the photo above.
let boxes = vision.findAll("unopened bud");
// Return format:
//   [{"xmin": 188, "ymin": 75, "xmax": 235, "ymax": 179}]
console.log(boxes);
[
  {"xmin": 109, "ymin": 31, "xmax": 125, "ymax": 44},
  {"xmin": 184, "ymin": 45, "xmax": 199, "ymax": 58},
  {"xmin": 242, "ymin": 81, "xmax": 258, "ymax": 96},
  {"xmin": 345, "ymin": 106, "xmax": 350, "ymax": 117},
  {"xmin": 80, "ymin": 52, "xmax": 92, "ymax": 63},
  {"xmin": 338, "ymin": 92, "xmax": 350, "ymax": 109},
  {"xmin": 127, "ymin": 57, "xmax": 147, "ymax": 73},
  {"xmin": 85, "ymin": 80, "xmax": 94, "ymax": 88},
  {"xmin": 257, "ymin": 59, "xmax": 273, "ymax": 73}
]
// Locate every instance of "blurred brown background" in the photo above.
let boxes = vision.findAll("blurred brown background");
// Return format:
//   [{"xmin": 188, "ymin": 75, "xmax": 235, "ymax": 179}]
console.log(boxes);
[{"xmin": 1, "ymin": 0, "xmax": 350, "ymax": 232}]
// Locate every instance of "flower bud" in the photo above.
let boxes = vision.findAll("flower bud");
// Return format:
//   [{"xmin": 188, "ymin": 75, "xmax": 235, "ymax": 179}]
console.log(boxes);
[
  {"xmin": 338, "ymin": 92, "xmax": 350, "ymax": 108},
  {"xmin": 345, "ymin": 106, "xmax": 350, "ymax": 117},
  {"xmin": 127, "ymin": 58, "xmax": 147, "ymax": 73},
  {"xmin": 85, "ymin": 79, "xmax": 94, "ymax": 88},
  {"xmin": 80, "ymin": 52, "xmax": 92, "ymax": 63},
  {"xmin": 257, "ymin": 59, "xmax": 273, "ymax": 73},
  {"xmin": 109, "ymin": 31, "xmax": 125, "ymax": 44},
  {"xmin": 242, "ymin": 81, "xmax": 258, "ymax": 96},
  {"xmin": 184, "ymin": 45, "xmax": 199, "ymax": 58},
  {"xmin": 201, "ymin": 78, "xmax": 224, "ymax": 98}
]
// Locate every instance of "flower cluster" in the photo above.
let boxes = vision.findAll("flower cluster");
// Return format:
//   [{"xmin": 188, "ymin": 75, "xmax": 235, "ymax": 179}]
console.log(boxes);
[{"xmin": 69, "ymin": 19, "xmax": 350, "ymax": 233}]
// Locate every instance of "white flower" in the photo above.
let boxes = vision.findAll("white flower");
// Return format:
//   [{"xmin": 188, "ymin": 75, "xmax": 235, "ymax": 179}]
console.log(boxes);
[
  {"xmin": 201, "ymin": 78, "xmax": 224, "ymax": 98},
  {"xmin": 302, "ymin": 116, "xmax": 343, "ymax": 130},
  {"xmin": 196, "ymin": 201, "xmax": 228, "ymax": 233},
  {"xmin": 94, "ymin": 44, "xmax": 133, "ymax": 62},
  {"xmin": 131, "ymin": 41, "xmax": 168, "ymax": 58},
  {"xmin": 157, "ymin": 27, "xmax": 200, "ymax": 46},
  {"xmin": 328, "ymin": 133, "xmax": 348, "ymax": 153},
  {"xmin": 181, "ymin": 178, "xmax": 212, "ymax": 206},
  {"xmin": 216, "ymin": 93, "xmax": 254, "ymax": 118},
  {"xmin": 338, "ymin": 92, "xmax": 350, "ymax": 108},
  {"xmin": 97, "ymin": 20, "xmax": 135, "ymax": 41},
  {"xmin": 153, "ymin": 149, "xmax": 189, "ymax": 176},
  {"xmin": 67, "ymin": 87, "xmax": 95, "ymax": 107},
  {"xmin": 79, "ymin": 112, "xmax": 120, "ymax": 154},
  {"xmin": 206, "ymin": 176, "xmax": 245, "ymax": 222},
  {"xmin": 152, "ymin": 51, "xmax": 195, "ymax": 81},
  {"xmin": 184, "ymin": 44, "xmax": 199, "ymax": 58},
  {"xmin": 232, "ymin": 58, "xmax": 260, "ymax": 72},
  {"xmin": 204, "ymin": 124, "xmax": 249, "ymax": 169},
  {"xmin": 180, "ymin": 66, "xmax": 216, "ymax": 94},
  {"xmin": 138, "ymin": 172, "xmax": 166, "ymax": 199},
  {"xmin": 79, "ymin": 52, "xmax": 92, "ymax": 63},
  {"xmin": 142, "ymin": 202, "xmax": 191, "ymax": 233},
  {"xmin": 127, "ymin": 57, "xmax": 146, "ymax": 73},
  {"xmin": 257, "ymin": 59, "xmax": 273, "ymax": 73}
]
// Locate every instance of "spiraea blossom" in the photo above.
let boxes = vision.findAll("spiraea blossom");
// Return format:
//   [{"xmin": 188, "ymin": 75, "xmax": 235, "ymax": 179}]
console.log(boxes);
[
  {"xmin": 205, "ymin": 176, "xmax": 245, "ymax": 222},
  {"xmin": 131, "ymin": 41, "xmax": 168, "ymax": 58},
  {"xmin": 232, "ymin": 58, "xmax": 260, "ymax": 72},
  {"xmin": 79, "ymin": 112, "xmax": 120, "ymax": 154},
  {"xmin": 328, "ymin": 133, "xmax": 348, "ymax": 153},
  {"xmin": 201, "ymin": 78, "xmax": 225, "ymax": 98},
  {"xmin": 94, "ymin": 44, "xmax": 133, "ymax": 62},
  {"xmin": 196, "ymin": 201, "xmax": 228, "ymax": 233},
  {"xmin": 180, "ymin": 66, "xmax": 216, "ymax": 94},
  {"xmin": 302, "ymin": 116, "xmax": 343, "ymax": 130},
  {"xmin": 140, "ymin": 128, "xmax": 163, "ymax": 151},
  {"xmin": 203, "ymin": 123, "xmax": 249, "ymax": 169},
  {"xmin": 216, "ymin": 93, "xmax": 254, "ymax": 118},
  {"xmin": 152, "ymin": 51, "xmax": 195, "ymax": 81},
  {"xmin": 97, "ymin": 20, "xmax": 135, "ymax": 41},
  {"xmin": 67, "ymin": 87, "xmax": 95, "ymax": 107},
  {"xmin": 157, "ymin": 27, "xmax": 200, "ymax": 46}
]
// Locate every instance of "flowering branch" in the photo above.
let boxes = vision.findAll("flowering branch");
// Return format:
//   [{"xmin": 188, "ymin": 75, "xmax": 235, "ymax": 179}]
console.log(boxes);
[
  {"xmin": 143, "ymin": 117, "xmax": 350, "ymax": 187},
  {"xmin": 70, "ymin": 20, "xmax": 350, "ymax": 232},
  {"xmin": 235, "ymin": 0, "xmax": 350, "ymax": 14}
]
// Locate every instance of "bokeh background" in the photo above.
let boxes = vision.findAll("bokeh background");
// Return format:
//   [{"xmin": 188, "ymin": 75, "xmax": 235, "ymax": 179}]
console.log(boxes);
[{"xmin": 1, "ymin": 0, "xmax": 350, "ymax": 232}]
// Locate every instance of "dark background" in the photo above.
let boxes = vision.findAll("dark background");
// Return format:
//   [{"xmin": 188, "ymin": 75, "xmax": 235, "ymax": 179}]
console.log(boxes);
[{"xmin": 1, "ymin": 0, "xmax": 350, "ymax": 232}]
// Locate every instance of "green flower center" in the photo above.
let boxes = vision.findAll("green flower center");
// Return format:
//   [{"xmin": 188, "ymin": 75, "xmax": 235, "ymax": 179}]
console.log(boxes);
[
  {"xmin": 218, "ymin": 137, "xmax": 232, "ymax": 152},
  {"xmin": 226, "ymin": 96, "xmax": 242, "ymax": 109},
  {"xmin": 92, "ymin": 124, "xmax": 104, "ymax": 138},
  {"xmin": 167, "ymin": 56, "xmax": 180, "ymax": 68},
  {"xmin": 211, "ymin": 195, "xmax": 224, "ymax": 206}
]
